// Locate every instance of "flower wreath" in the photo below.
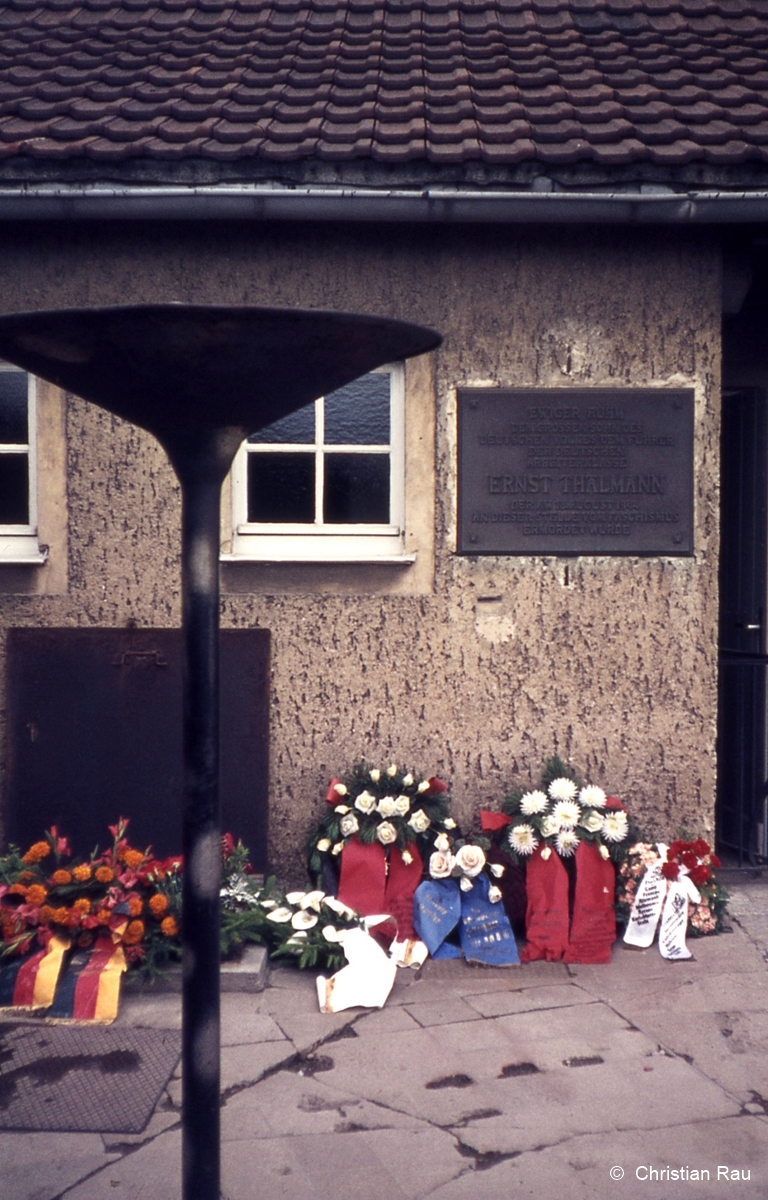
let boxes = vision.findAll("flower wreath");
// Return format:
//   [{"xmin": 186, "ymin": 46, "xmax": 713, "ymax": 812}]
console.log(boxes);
[
  {"xmin": 425, "ymin": 833, "xmax": 505, "ymax": 898},
  {"xmin": 499, "ymin": 758, "xmax": 637, "ymax": 865},
  {"xmin": 306, "ymin": 762, "xmax": 453, "ymax": 880},
  {"xmin": 616, "ymin": 839, "xmax": 728, "ymax": 937}
]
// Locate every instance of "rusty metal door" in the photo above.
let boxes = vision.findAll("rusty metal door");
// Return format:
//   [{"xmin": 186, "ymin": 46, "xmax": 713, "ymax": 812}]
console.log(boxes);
[{"xmin": 5, "ymin": 628, "xmax": 270, "ymax": 871}]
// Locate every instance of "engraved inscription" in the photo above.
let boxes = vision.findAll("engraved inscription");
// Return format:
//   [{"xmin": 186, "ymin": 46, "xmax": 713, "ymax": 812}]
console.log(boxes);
[{"xmin": 458, "ymin": 390, "xmax": 694, "ymax": 556}]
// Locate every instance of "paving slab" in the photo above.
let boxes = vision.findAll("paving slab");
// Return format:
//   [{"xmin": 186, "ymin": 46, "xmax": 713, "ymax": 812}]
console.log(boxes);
[
  {"xmin": 0, "ymin": 1131, "xmax": 119, "ymax": 1200},
  {"xmin": 427, "ymin": 1115, "xmax": 768, "ymax": 1200}
]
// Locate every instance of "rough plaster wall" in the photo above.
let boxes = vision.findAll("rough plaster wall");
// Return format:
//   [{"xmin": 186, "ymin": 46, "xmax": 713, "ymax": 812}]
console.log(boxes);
[{"xmin": 0, "ymin": 221, "xmax": 720, "ymax": 876}]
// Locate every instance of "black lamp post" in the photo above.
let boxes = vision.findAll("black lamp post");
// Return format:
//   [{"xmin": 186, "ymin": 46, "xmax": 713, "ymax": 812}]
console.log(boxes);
[{"xmin": 0, "ymin": 304, "xmax": 441, "ymax": 1200}]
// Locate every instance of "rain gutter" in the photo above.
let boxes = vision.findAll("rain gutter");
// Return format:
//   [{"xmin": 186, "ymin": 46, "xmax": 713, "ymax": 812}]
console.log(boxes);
[{"xmin": 1, "ymin": 185, "xmax": 768, "ymax": 223}]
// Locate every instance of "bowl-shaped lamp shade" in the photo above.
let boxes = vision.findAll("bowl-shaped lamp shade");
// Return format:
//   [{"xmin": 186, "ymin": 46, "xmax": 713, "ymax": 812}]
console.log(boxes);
[{"xmin": 0, "ymin": 304, "xmax": 441, "ymax": 478}]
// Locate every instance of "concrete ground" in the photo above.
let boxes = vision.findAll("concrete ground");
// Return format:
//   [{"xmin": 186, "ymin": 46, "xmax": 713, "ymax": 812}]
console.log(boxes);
[{"xmin": 1, "ymin": 873, "xmax": 767, "ymax": 1200}]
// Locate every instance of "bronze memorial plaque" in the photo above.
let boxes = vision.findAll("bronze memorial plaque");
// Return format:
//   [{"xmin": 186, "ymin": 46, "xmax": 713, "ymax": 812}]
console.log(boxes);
[{"xmin": 458, "ymin": 388, "xmax": 694, "ymax": 556}]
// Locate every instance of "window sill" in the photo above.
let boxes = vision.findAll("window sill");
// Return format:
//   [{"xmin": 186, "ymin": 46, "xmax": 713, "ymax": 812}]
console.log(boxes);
[
  {"xmin": 220, "ymin": 552, "xmax": 416, "ymax": 566},
  {"xmin": 0, "ymin": 539, "xmax": 48, "ymax": 565}
]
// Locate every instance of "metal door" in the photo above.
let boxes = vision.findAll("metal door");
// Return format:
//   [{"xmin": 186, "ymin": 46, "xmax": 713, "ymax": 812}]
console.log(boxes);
[
  {"xmin": 5, "ymin": 627, "xmax": 270, "ymax": 871},
  {"xmin": 717, "ymin": 388, "xmax": 768, "ymax": 863}
]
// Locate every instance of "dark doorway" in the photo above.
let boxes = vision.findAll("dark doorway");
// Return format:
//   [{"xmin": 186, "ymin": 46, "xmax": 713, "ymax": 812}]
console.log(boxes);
[
  {"xmin": 717, "ymin": 388, "xmax": 768, "ymax": 863},
  {"xmin": 5, "ymin": 627, "xmax": 270, "ymax": 871}
]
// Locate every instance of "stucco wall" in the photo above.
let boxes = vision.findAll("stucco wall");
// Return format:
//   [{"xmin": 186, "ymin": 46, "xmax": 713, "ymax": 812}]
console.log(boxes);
[{"xmin": 0, "ymin": 220, "xmax": 721, "ymax": 876}]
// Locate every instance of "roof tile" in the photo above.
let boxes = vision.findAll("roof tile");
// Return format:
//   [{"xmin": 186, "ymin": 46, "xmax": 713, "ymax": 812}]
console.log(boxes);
[{"xmin": 0, "ymin": 1, "xmax": 768, "ymax": 174}]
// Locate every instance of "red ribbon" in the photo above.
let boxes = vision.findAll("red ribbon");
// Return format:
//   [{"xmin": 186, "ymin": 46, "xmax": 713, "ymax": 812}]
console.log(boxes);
[
  {"xmin": 564, "ymin": 841, "xmax": 616, "ymax": 964},
  {"xmin": 479, "ymin": 809, "xmax": 513, "ymax": 832},
  {"xmin": 520, "ymin": 846, "xmax": 570, "ymax": 963}
]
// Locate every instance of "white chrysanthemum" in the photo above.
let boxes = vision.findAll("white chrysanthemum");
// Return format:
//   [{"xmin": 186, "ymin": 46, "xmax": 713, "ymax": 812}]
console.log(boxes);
[
  {"xmin": 354, "ymin": 790, "xmax": 377, "ymax": 814},
  {"xmin": 552, "ymin": 798, "xmax": 581, "ymax": 828},
  {"xmin": 548, "ymin": 777, "xmax": 579, "ymax": 802},
  {"xmin": 291, "ymin": 909, "xmax": 318, "ymax": 930},
  {"xmin": 580, "ymin": 809, "xmax": 604, "ymax": 834},
  {"xmin": 579, "ymin": 785, "xmax": 606, "ymax": 808},
  {"xmin": 509, "ymin": 824, "xmax": 538, "ymax": 856},
  {"xmin": 266, "ymin": 907, "xmax": 293, "ymax": 923},
  {"xmin": 556, "ymin": 829, "xmax": 580, "ymax": 857},
  {"xmin": 601, "ymin": 810, "xmax": 629, "ymax": 843},
  {"xmin": 520, "ymin": 790, "xmax": 549, "ymax": 816}
]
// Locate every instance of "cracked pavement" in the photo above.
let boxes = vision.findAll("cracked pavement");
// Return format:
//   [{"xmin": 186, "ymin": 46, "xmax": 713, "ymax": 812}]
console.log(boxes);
[{"xmin": 1, "ymin": 874, "xmax": 767, "ymax": 1200}]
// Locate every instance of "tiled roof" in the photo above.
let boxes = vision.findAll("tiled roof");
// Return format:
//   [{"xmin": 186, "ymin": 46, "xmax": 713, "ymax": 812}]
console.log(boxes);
[{"xmin": 1, "ymin": 1, "xmax": 768, "ymax": 177}]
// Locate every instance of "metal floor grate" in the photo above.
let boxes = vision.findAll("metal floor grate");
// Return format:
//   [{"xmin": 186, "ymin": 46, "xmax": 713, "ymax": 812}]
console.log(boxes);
[{"xmin": 0, "ymin": 1023, "xmax": 181, "ymax": 1133}]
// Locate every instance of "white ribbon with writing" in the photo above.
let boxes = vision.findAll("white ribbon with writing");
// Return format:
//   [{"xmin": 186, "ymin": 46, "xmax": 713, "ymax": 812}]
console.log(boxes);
[
  {"xmin": 658, "ymin": 875, "xmax": 701, "ymax": 960},
  {"xmin": 623, "ymin": 845, "xmax": 668, "ymax": 949}
]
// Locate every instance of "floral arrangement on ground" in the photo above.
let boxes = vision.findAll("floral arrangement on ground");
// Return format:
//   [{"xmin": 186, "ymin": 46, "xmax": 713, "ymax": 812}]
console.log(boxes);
[
  {"xmin": 0, "ymin": 822, "xmax": 363, "ymax": 978},
  {"xmin": 498, "ymin": 756, "xmax": 639, "ymax": 864},
  {"xmin": 615, "ymin": 837, "xmax": 728, "ymax": 936},
  {"xmin": 307, "ymin": 762, "xmax": 454, "ymax": 881}
]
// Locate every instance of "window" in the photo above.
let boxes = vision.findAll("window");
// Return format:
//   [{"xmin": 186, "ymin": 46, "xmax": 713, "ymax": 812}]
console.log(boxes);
[
  {"xmin": 0, "ymin": 363, "xmax": 44, "ymax": 562},
  {"xmin": 227, "ymin": 365, "xmax": 409, "ymax": 561}
]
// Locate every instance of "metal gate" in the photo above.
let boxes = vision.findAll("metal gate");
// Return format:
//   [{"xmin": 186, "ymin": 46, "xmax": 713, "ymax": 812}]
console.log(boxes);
[{"xmin": 717, "ymin": 388, "xmax": 768, "ymax": 864}]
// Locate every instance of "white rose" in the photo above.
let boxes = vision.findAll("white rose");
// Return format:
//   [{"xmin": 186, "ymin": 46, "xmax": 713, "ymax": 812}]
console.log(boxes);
[
  {"xmin": 340, "ymin": 813, "xmax": 360, "ymax": 837},
  {"xmin": 460, "ymin": 875, "xmax": 474, "ymax": 891},
  {"xmin": 386, "ymin": 763, "xmax": 398, "ymax": 777},
  {"xmin": 394, "ymin": 794, "xmax": 411, "ymax": 816},
  {"xmin": 334, "ymin": 804, "xmax": 350, "ymax": 814},
  {"xmin": 417, "ymin": 780, "xmax": 430, "ymax": 793},
  {"xmin": 490, "ymin": 862, "xmax": 505, "ymax": 878},
  {"xmin": 444, "ymin": 818, "xmax": 457, "ymax": 829},
  {"xmin": 599, "ymin": 844, "xmax": 611, "ymax": 860},
  {"xmin": 376, "ymin": 821, "xmax": 398, "ymax": 845},
  {"xmin": 429, "ymin": 850, "xmax": 454, "ymax": 878},
  {"xmin": 316, "ymin": 838, "xmax": 332, "ymax": 852},
  {"xmin": 580, "ymin": 809, "xmax": 604, "ymax": 834},
  {"xmin": 333, "ymin": 783, "xmax": 348, "ymax": 796},
  {"xmin": 540, "ymin": 814, "xmax": 560, "ymax": 838},
  {"xmin": 541, "ymin": 845, "xmax": 552, "ymax": 861},
  {"xmin": 369, "ymin": 769, "xmax": 381, "ymax": 782},
  {"xmin": 354, "ymin": 790, "xmax": 377, "ymax": 814},
  {"xmin": 454, "ymin": 844, "xmax": 486, "ymax": 877},
  {"xmin": 377, "ymin": 796, "xmax": 397, "ymax": 818},
  {"xmin": 331, "ymin": 842, "xmax": 344, "ymax": 855},
  {"xmin": 408, "ymin": 809, "xmax": 431, "ymax": 833},
  {"xmin": 489, "ymin": 885, "xmax": 502, "ymax": 903},
  {"xmin": 402, "ymin": 773, "xmax": 414, "ymax": 787},
  {"xmin": 434, "ymin": 832, "xmax": 451, "ymax": 853},
  {"xmin": 401, "ymin": 849, "xmax": 413, "ymax": 865}
]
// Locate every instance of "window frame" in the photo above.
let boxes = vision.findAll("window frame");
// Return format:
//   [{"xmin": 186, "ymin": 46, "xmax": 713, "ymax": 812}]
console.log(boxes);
[
  {"xmin": 0, "ymin": 363, "xmax": 45, "ymax": 563},
  {"xmin": 226, "ymin": 363, "xmax": 411, "ymax": 563}
]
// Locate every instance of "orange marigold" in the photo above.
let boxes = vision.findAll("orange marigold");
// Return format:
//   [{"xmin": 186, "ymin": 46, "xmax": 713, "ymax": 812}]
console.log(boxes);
[
  {"xmin": 73, "ymin": 898, "xmax": 91, "ymax": 914},
  {"xmin": 127, "ymin": 896, "xmax": 143, "ymax": 917},
  {"xmin": 96, "ymin": 909, "xmax": 111, "ymax": 926},
  {"xmin": 149, "ymin": 894, "xmax": 169, "ymax": 917},
  {"xmin": 22, "ymin": 841, "xmax": 51, "ymax": 865},
  {"xmin": 18, "ymin": 871, "xmax": 35, "ymax": 883},
  {"xmin": 8, "ymin": 883, "xmax": 27, "ymax": 896},
  {"xmin": 95, "ymin": 866, "xmax": 114, "ymax": 883},
  {"xmin": 121, "ymin": 849, "xmax": 145, "ymax": 869},
  {"xmin": 25, "ymin": 885, "xmax": 47, "ymax": 906},
  {"xmin": 51, "ymin": 869, "xmax": 72, "ymax": 886},
  {"xmin": 160, "ymin": 916, "xmax": 179, "ymax": 938},
  {"xmin": 50, "ymin": 907, "xmax": 70, "ymax": 925},
  {"xmin": 39, "ymin": 905, "xmax": 56, "ymax": 923},
  {"xmin": 122, "ymin": 920, "xmax": 145, "ymax": 945},
  {"xmin": 72, "ymin": 864, "xmax": 92, "ymax": 882}
]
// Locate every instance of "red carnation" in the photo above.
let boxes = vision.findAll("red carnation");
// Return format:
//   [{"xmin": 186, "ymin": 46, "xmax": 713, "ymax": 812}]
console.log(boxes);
[
  {"xmin": 681, "ymin": 850, "xmax": 699, "ymax": 870},
  {"xmin": 661, "ymin": 860, "xmax": 680, "ymax": 882},
  {"xmin": 709, "ymin": 853, "xmax": 722, "ymax": 869},
  {"xmin": 690, "ymin": 864, "xmax": 712, "ymax": 887},
  {"xmin": 692, "ymin": 838, "xmax": 711, "ymax": 858},
  {"xmin": 666, "ymin": 840, "xmax": 686, "ymax": 861}
]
